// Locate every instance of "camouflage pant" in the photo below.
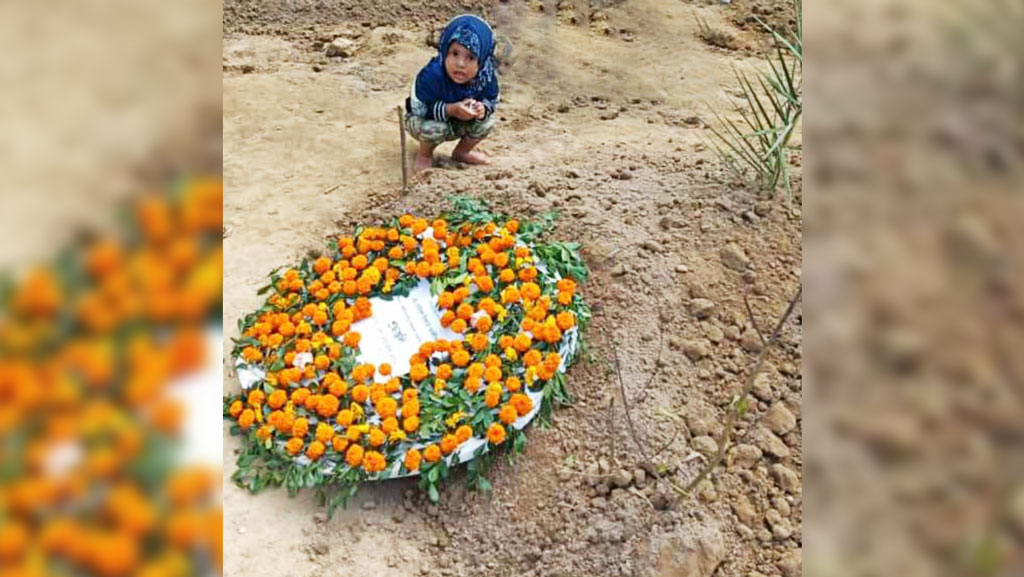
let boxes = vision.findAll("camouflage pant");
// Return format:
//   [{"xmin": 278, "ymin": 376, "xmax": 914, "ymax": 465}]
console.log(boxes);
[{"xmin": 404, "ymin": 113, "xmax": 495, "ymax": 144}]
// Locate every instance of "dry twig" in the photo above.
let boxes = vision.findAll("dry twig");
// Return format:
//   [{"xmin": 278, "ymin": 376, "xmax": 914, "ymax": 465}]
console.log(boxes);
[{"xmin": 680, "ymin": 283, "xmax": 802, "ymax": 494}]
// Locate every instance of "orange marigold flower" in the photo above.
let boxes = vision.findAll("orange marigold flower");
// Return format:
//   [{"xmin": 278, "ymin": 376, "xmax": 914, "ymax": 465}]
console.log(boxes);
[
  {"xmin": 343, "ymin": 331, "xmax": 361, "ymax": 348},
  {"xmin": 404, "ymin": 449, "xmax": 422, "ymax": 471},
  {"xmin": 506, "ymin": 376, "xmax": 522, "ymax": 392},
  {"xmin": 475, "ymin": 276, "xmax": 494, "ymax": 293},
  {"xmin": 423, "ymin": 444, "xmax": 441, "ymax": 463},
  {"xmin": 402, "ymin": 399, "xmax": 420, "ymax": 416},
  {"xmin": 452, "ymin": 349, "xmax": 470, "ymax": 367},
  {"xmin": 376, "ymin": 396, "xmax": 398, "ymax": 419},
  {"xmin": 521, "ymin": 282, "xmax": 541, "ymax": 300},
  {"xmin": 511, "ymin": 393, "xmax": 533, "ymax": 416},
  {"xmin": 292, "ymin": 418, "xmax": 309, "ymax": 438},
  {"xmin": 465, "ymin": 376, "xmax": 483, "ymax": 393},
  {"xmin": 436, "ymin": 364, "xmax": 453, "ymax": 380},
  {"xmin": 228, "ymin": 400, "xmax": 243, "ymax": 418},
  {"xmin": 484, "ymin": 389, "xmax": 500, "ymax": 409},
  {"xmin": 351, "ymin": 385, "xmax": 369, "ymax": 404},
  {"xmin": 238, "ymin": 409, "xmax": 255, "ymax": 430},
  {"xmin": 402, "ymin": 388, "xmax": 419, "ymax": 403},
  {"xmin": 379, "ymin": 363, "xmax": 392, "ymax": 376},
  {"xmin": 368, "ymin": 427, "xmax": 386, "ymax": 448},
  {"xmin": 402, "ymin": 416, "xmax": 420, "ymax": 433},
  {"xmin": 475, "ymin": 315, "xmax": 493, "ymax": 333},
  {"xmin": 486, "ymin": 423, "xmax": 507, "ymax": 445},
  {"xmin": 345, "ymin": 444, "xmax": 364, "ymax": 467},
  {"xmin": 285, "ymin": 438, "xmax": 304, "ymax": 455},
  {"xmin": 267, "ymin": 390, "xmax": 287, "ymax": 409},
  {"xmin": 317, "ymin": 395, "xmax": 340, "ymax": 418},
  {"xmin": 451, "ymin": 318, "xmax": 467, "ymax": 334},
  {"xmin": 306, "ymin": 441, "xmax": 326, "ymax": 460},
  {"xmin": 484, "ymin": 366, "xmax": 502, "ymax": 383},
  {"xmin": 440, "ymin": 434, "xmax": 459, "ymax": 455},
  {"xmin": 499, "ymin": 404, "xmax": 518, "ymax": 425},
  {"xmin": 346, "ymin": 426, "xmax": 363, "ymax": 442},
  {"xmin": 316, "ymin": 422, "xmax": 335, "ymax": 443},
  {"xmin": 455, "ymin": 425, "xmax": 473, "ymax": 443},
  {"xmin": 336, "ymin": 409, "xmax": 354, "ymax": 427},
  {"xmin": 523, "ymin": 349, "xmax": 542, "ymax": 367},
  {"xmin": 409, "ymin": 363, "xmax": 429, "ymax": 382},
  {"xmin": 513, "ymin": 333, "xmax": 532, "ymax": 352},
  {"xmin": 381, "ymin": 417, "xmax": 399, "ymax": 434}
]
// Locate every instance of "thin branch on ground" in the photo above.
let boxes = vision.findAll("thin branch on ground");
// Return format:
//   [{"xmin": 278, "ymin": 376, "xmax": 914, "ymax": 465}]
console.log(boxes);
[
  {"xmin": 744, "ymin": 291, "xmax": 768, "ymax": 347},
  {"xmin": 612, "ymin": 328, "xmax": 665, "ymax": 464},
  {"xmin": 679, "ymin": 283, "xmax": 802, "ymax": 494}
]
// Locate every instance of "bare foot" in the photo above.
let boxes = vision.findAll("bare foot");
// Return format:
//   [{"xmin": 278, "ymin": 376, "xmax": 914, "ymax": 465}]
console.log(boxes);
[
  {"xmin": 413, "ymin": 152, "xmax": 434, "ymax": 174},
  {"xmin": 452, "ymin": 149, "xmax": 491, "ymax": 165}
]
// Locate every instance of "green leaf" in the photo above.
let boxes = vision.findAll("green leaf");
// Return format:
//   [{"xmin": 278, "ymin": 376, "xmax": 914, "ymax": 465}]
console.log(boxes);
[{"xmin": 428, "ymin": 483, "xmax": 440, "ymax": 503}]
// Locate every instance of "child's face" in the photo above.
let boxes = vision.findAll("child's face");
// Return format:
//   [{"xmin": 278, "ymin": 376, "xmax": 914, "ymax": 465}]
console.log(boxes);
[{"xmin": 444, "ymin": 42, "xmax": 479, "ymax": 84}]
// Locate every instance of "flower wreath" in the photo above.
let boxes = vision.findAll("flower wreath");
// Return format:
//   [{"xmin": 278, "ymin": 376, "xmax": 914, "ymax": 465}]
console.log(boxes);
[{"xmin": 225, "ymin": 198, "xmax": 590, "ymax": 509}]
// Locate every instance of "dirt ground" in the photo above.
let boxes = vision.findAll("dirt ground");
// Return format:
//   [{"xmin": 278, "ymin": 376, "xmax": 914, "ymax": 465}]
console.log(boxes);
[{"xmin": 222, "ymin": 1, "xmax": 803, "ymax": 576}]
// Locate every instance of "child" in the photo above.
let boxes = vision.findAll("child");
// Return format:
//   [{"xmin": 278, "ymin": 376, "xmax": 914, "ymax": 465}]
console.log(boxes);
[{"xmin": 405, "ymin": 14, "xmax": 500, "ymax": 173}]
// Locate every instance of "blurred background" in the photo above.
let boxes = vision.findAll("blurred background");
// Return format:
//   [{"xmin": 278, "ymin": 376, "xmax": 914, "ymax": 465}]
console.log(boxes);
[
  {"xmin": 0, "ymin": 1, "xmax": 222, "ymax": 576},
  {"xmin": 805, "ymin": 0, "xmax": 1022, "ymax": 575}
]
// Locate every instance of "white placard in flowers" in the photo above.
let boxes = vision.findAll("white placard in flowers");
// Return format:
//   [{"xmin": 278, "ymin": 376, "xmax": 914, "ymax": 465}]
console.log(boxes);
[{"xmin": 351, "ymin": 279, "xmax": 461, "ymax": 381}]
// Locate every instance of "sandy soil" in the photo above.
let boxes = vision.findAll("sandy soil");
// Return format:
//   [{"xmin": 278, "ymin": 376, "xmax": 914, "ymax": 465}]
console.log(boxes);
[{"xmin": 223, "ymin": 1, "xmax": 802, "ymax": 576}]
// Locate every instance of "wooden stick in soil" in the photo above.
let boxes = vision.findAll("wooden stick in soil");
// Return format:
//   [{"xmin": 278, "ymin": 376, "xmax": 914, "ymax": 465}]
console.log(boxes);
[
  {"xmin": 681, "ymin": 283, "xmax": 802, "ymax": 494},
  {"xmin": 397, "ymin": 105, "xmax": 408, "ymax": 193}
]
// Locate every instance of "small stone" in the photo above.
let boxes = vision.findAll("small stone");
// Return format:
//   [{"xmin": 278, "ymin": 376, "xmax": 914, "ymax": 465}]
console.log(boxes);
[
  {"xmin": 659, "ymin": 216, "xmax": 678, "ymax": 230},
  {"xmin": 692, "ymin": 435, "xmax": 718, "ymax": 456},
  {"xmin": 326, "ymin": 37, "xmax": 359, "ymax": 57},
  {"xmin": 650, "ymin": 492, "xmax": 670, "ymax": 510},
  {"xmin": 728, "ymin": 444, "xmax": 763, "ymax": 469},
  {"xmin": 779, "ymin": 362, "xmax": 799, "ymax": 376},
  {"xmin": 675, "ymin": 264, "xmax": 690, "ymax": 273},
  {"xmin": 771, "ymin": 464, "xmax": 801, "ymax": 493},
  {"xmin": 724, "ymin": 326, "xmax": 742, "ymax": 341},
  {"xmin": 754, "ymin": 201, "xmax": 772, "ymax": 217},
  {"xmin": 720, "ymin": 243, "xmax": 750, "ymax": 271},
  {"xmin": 741, "ymin": 329, "xmax": 765, "ymax": 353},
  {"xmin": 362, "ymin": 500, "xmax": 377, "ymax": 510},
  {"xmin": 586, "ymin": 463, "xmax": 600, "ymax": 486},
  {"xmin": 598, "ymin": 458, "xmax": 612, "ymax": 475},
  {"xmin": 313, "ymin": 512, "xmax": 328, "ymax": 524},
  {"xmin": 752, "ymin": 373, "xmax": 774, "ymax": 401},
  {"xmin": 754, "ymin": 427, "xmax": 791, "ymax": 459},
  {"xmin": 633, "ymin": 468, "xmax": 646, "ymax": 487},
  {"xmin": 686, "ymin": 406, "xmax": 718, "ymax": 436},
  {"xmin": 684, "ymin": 340, "xmax": 710, "ymax": 361},
  {"xmin": 312, "ymin": 542, "xmax": 329, "ymax": 556},
  {"xmin": 689, "ymin": 298, "xmax": 717, "ymax": 319},
  {"xmin": 766, "ymin": 509, "xmax": 793, "ymax": 540},
  {"xmin": 612, "ymin": 169, "xmax": 633, "ymax": 180},
  {"xmin": 557, "ymin": 468, "xmax": 573, "ymax": 482},
  {"xmin": 773, "ymin": 497, "xmax": 791, "ymax": 517},
  {"xmin": 732, "ymin": 495, "xmax": 757, "ymax": 526},
  {"xmin": 757, "ymin": 529, "xmax": 773, "ymax": 542},
  {"xmin": 705, "ymin": 325, "xmax": 724, "ymax": 343},
  {"xmin": 612, "ymin": 469, "xmax": 633, "ymax": 488},
  {"xmin": 611, "ymin": 264, "xmax": 627, "ymax": 277},
  {"xmin": 696, "ymin": 479, "xmax": 717, "ymax": 502},
  {"xmin": 668, "ymin": 335, "xmax": 682, "ymax": 350},
  {"xmin": 777, "ymin": 551, "xmax": 802, "ymax": 577},
  {"xmin": 596, "ymin": 483, "xmax": 611, "ymax": 496},
  {"xmin": 764, "ymin": 403, "xmax": 797, "ymax": 435},
  {"xmin": 312, "ymin": 64, "xmax": 323, "ymax": 72}
]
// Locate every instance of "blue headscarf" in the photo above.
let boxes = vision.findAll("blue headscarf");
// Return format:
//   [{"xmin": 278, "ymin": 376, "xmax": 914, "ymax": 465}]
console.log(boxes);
[
  {"xmin": 437, "ymin": 15, "xmax": 497, "ymax": 93},
  {"xmin": 408, "ymin": 14, "xmax": 501, "ymax": 121}
]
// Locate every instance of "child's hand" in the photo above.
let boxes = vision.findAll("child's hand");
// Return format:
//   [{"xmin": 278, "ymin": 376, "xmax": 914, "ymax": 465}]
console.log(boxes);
[
  {"xmin": 446, "ymin": 100, "xmax": 477, "ymax": 121},
  {"xmin": 468, "ymin": 100, "xmax": 486, "ymax": 119}
]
